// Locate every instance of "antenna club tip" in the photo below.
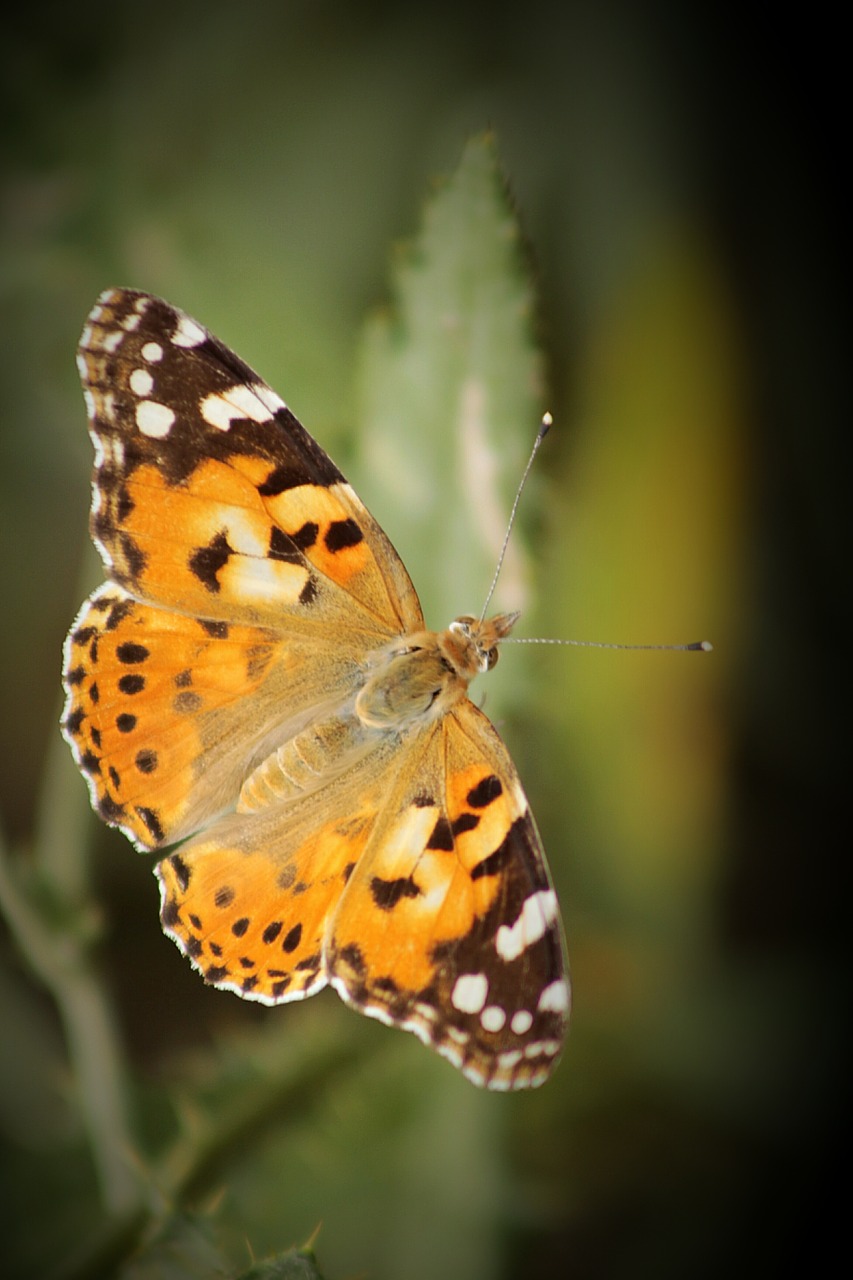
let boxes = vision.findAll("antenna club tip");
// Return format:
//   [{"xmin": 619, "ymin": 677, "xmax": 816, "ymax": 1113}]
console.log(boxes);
[
  {"xmin": 691, "ymin": 640, "xmax": 714, "ymax": 652},
  {"xmin": 539, "ymin": 411, "xmax": 553, "ymax": 437}
]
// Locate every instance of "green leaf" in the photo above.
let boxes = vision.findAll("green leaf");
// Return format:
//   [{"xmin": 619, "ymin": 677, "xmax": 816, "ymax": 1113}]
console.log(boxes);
[
  {"xmin": 234, "ymin": 1243, "xmax": 324, "ymax": 1280},
  {"xmin": 354, "ymin": 134, "xmax": 545, "ymax": 716}
]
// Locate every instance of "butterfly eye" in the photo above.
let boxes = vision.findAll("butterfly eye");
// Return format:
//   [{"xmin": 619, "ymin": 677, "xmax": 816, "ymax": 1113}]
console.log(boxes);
[{"xmin": 485, "ymin": 646, "xmax": 500, "ymax": 671}]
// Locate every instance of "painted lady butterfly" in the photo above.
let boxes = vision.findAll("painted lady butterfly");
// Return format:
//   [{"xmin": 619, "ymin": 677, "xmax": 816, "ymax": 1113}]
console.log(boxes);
[{"xmin": 62, "ymin": 289, "xmax": 569, "ymax": 1090}]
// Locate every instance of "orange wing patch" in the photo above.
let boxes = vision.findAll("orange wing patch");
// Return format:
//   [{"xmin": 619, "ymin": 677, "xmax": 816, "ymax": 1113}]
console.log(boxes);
[
  {"xmin": 157, "ymin": 801, "xmax": 377, "ymax": 1002},
  {"xmin": 63, "ymin": 584, "xmax": 282, "ymax": 847}
]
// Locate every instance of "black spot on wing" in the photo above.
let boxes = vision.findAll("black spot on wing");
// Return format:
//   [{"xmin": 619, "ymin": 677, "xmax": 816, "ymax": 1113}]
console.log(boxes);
[
  {"xmin": 114, "ymin": 645, "xmax": 147, "ymax": 665},
  {"xmin": 161, "ymin": 898, "xmax": 180, "ymax": 929},
  {"xmin": 336, "ymin": 942, "xmax": 366, "ymax": 976},
  {"xmin": 268, "ymin": 526, "xmax": 302, "ymax": 563},
  {"xmin": 467, "ymin": 775, "xmax": 503, "ymax": 808},
  {"xmin": 98, "ymin": 794, "xmax": 125, "ymax": 825},
  {"xmin": 371, "ymin": 875, "xmax": 421, "ymax": 910},
  {"xmin": 118, "ymin": 674, "xmax": 145, "ymax": 694},
  {"xmin": 135, "ymin": 805, "xmax": 164, "ymax": 844},
  {"xmin": 65, "ymin": 707, "xmax": 84, "ymax": 736},
  {"xmin": 291, "ymin": 521, "xmax": 319, "ymax": 550},
  {"xmin": 167, "ymin": 853, "xmax": 191, "ymax": 891},
  {"xmin": 105, "ymin": 597, "xmax": 134, "ymax": 630},
  {"xmin": 452, "ymin": 812, "xmax": 480, "ymax": 836},
  {"xmin": 116, "ymin": 486, "xmax": 134, "ymax": 524},
  {"xmin": 189, "ymin": 531, "xmax": 231, "ymax": 593},
  {"xmin": 324, "ymin": 518, "xmax": 363, "ymax": 553},
  {"xmin": 282, "ymin": 923, "xmax": 302, "ymax": 953},
  {"xmin": 119, "ymin": 534, "xmax": 146, "ymax": 581},
  {"xmin": 427, "ymin": 816, "xmax": 454, "ymax": 851},
  {"xmin": 199, "ymin": 619, "xmax": 229, "ymax": 639}
]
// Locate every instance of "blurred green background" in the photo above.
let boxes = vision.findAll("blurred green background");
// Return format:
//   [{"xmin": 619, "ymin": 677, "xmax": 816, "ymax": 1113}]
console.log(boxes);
[{"xmin": 0, "ymin": 4, "xmax": 841, "ymax": 1278}]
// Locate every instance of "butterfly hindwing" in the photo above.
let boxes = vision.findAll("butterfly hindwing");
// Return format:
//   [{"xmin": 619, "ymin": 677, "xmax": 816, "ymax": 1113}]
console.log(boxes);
[
  {"xmin": 154, "ymin": 699, "xmax": 568, "ymax": 1090},
  {"xmin": 329, "ymin": 702, "xmax": 569, "ymax": 1090}
]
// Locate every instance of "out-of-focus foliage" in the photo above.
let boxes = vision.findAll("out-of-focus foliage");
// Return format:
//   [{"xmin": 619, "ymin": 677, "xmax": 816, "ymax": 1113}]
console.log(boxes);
[{"xmin": 0, "ymin": 4, "xmax": 839, "ymax": 1278}]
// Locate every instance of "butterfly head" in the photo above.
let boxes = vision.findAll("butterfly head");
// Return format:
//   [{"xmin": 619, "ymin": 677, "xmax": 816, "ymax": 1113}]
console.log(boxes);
[{"xmin": 446, "ymin": 611, "xmax": 521, "ymax": 675}]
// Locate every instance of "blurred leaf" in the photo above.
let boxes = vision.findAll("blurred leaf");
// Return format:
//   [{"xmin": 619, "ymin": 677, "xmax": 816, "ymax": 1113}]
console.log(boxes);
[
  {"xmin": 235, "ymin": 1242, "xmax": 324, "ymax": 1280},
  {"xmin": 355, "ymin": 132, "xmax": 545, "ymax": 720}
]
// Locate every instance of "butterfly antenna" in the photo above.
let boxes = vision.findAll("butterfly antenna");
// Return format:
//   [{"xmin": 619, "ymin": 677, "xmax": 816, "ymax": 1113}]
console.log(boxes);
[
  {"xmin": 479, "ymin": 411, "xmax": 712, "ymax": 653},
  {"xmin": 505, "ymin": 636, "xmax": 713, "ymax": 652},
  {"xmin": 479, "ymin": 412, "xmax": 552, "ymax": 624}
]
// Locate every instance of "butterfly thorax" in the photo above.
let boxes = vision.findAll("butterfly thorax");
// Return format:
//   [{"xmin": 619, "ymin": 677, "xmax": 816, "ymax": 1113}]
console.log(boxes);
[
  {"xmin": 355, "ymin": 611, "xmax": 520, "ymax": 731},
  {"xmin": 237, "ymin": 612, "xmax": 521, "ymax": 814}
]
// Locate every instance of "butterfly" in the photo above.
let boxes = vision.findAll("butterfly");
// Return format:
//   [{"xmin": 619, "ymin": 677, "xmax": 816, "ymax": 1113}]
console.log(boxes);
[{"xmin": 62, "ymin": 288, "xmax": 569, "ymax": 1090}]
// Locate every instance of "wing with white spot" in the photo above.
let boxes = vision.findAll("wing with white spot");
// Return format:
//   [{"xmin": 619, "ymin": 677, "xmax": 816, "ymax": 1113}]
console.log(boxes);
[{"xmin": 77, "ymin": 289, "xmax": 423, "ymax": 636}]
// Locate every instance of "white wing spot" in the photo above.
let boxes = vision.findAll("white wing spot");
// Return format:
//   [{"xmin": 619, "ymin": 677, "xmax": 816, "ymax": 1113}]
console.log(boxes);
[
  {"xmin": 445, "ymin": 1025, "xmax": 470, "ymax": 1045},
  {"xmin": 497, "ymin": 1049, "xmax": 523, "ymax": 1072},
  {"xmin": 141, "ymin": 341, "xmax": 164, "ymax": 363},
  {"xmin": 172, "ymin": 314, "xmax": 206, "ymax": 348},
  {"xmin": 201, "ymin": 385, "xmax": 276, "ymax": 430},
  {"xmin": 451, "ymin": 972, "xmax": 488, "ymax": 1015},
  {"xmin": 103, "ymin": 330, "xmax": 124, "ymax": 354},
  {"xmin": 129, "ymin": 368, "xmax": 154, "ymax": 396},
  {"xmin": 510, "ymin": 1009, "xmax": 533, "ymax": 1035},
  {"xmin": 524, "ymin": 1039, "xmax": 562, "ymax": 1059},
  {"xmin": 495, "ymin": 889, "xmax": 559, "ymax": 962},
  {"xmin": 136, "ymin": 400, "xmax": 175, "ymax": 438},
  {"xmin": 480, "ymin": 1005, "xmax": 507, "ymax": 1034},
  {"xmin": 121, "ymin": 312, "xmax": 141, "ymax": 332},
  {"xmin": 101, "ymin": 436, "xmax": 125, "ymax": 467},
  {"xmin": 439, "ymin": 1042, "xmax": 465, "ymax": 1071},
  {"xmin": 254, "ymin": 384, "xmax": 286, "ymax": 415},
  {"xmin": 537, "ymin": 979, "xmax": 570, "ymax": 1013}
]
